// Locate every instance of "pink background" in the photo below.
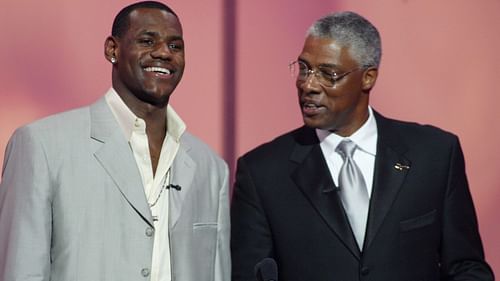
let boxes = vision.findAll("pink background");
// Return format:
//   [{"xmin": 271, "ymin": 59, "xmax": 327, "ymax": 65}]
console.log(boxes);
[{"xmin": 1, "ymin": 0, "xmax": 498, "ymax": 273}]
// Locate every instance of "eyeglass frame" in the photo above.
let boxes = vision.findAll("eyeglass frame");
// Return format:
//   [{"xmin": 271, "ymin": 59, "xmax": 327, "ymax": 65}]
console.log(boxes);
[{"xmin": 289, "ymin": 60, "xmax": 369, "ymax": 88}]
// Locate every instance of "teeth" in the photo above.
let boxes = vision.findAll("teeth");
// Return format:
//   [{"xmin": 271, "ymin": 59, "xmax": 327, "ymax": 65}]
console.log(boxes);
[
  {"xmin": 304, "ymin": 103, "xmax": 319, "ymax": 108},
  {"xmin": 144, "ymin": 67, "xmax": 171, "ymax": 75}
]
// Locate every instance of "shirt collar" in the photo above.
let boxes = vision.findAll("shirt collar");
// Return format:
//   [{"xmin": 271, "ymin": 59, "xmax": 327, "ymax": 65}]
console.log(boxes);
[
  {"xmin": 316, "ymin": 106, "xmax": 378, "ymax": 156},
  {"xmin": 104, "ymin": 87, "xmax": 186, "ymax": 142}
]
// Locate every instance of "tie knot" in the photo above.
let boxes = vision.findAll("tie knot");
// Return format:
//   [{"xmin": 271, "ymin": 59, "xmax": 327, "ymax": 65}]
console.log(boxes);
[{"xmin": 336, "ymin": 139, "xmax": 357, "ymax": 159}]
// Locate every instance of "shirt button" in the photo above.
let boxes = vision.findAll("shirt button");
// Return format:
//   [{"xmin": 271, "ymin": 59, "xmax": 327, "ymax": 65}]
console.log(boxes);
[
  {"xmin": 141, "ymin": 268, "xmax": 150, "ymax": 277},
  {"xmin": 145, "ymin": 227, "xmax": 154, "ymax": 237},
  {"xmin": 360, "ymin": 266, "xmax": 370, "ymax": 275}
]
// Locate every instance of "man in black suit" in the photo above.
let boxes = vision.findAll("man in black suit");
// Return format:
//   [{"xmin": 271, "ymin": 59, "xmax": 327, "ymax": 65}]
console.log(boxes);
[{"xmin": 230, "ymin": 11, "xmax": 494, "ymax": 281}]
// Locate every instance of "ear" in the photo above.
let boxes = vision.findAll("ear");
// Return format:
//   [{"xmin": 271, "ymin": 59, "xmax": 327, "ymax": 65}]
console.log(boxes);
[
  {"xmin": 361, "ymin": 67, "xmax": 378, "ymax": 91},
  {"xmin": 104, "ymin": 36, "xmax": 119, "ymax": 63}
]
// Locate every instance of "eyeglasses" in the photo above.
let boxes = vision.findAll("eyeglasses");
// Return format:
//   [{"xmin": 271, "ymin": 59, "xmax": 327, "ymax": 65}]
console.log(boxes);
[{"xmin": 289, "ymin": 60, "xmax": 363, "ymax": 88}]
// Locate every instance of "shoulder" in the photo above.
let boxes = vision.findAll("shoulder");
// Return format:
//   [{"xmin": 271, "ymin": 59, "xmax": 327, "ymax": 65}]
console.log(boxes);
[
  {"xmin": 375, "ymin": 112, "xmax": 460, "ymax": 150},
  {"xmin": 239, "ymin": 126, "xmax": 312, "ymax": 163},
  {"xmin": 11, "ymin": 106, "xmax": 91, "ymax": 142},
  {"xmin": 3, "ymin": 106, "xmax": 91, "ymax": 171},
  {"xmin": 181, "ymin": 131, "xmax": 228, "ymax": 171}
]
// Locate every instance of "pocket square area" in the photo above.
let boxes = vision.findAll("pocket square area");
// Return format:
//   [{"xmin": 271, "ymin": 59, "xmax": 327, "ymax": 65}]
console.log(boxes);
[{"xmin": 400, "ymin": 209, "xmax": 437, "ymax": 232}]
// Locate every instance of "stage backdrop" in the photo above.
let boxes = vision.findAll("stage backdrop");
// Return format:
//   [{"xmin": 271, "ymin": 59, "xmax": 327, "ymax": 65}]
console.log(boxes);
[{"xmin": 0, "ymin": 0, "xmax": 498, "ymax": 273}]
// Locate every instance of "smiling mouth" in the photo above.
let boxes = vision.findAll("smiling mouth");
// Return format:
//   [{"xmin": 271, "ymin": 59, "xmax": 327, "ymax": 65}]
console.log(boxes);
[
  {"xmin": 144, "ymin": 66, "xmax": 173, "ymax": 75},
  {"xmin": 304, "ymin": 102, "xmax": 320, "ymax": 109}
]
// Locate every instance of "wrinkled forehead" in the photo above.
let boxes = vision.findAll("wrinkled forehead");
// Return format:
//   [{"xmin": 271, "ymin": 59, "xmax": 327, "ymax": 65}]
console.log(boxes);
[{"xmin": 299, "ymin": 36, "xmax": 353, "ymax": 66}]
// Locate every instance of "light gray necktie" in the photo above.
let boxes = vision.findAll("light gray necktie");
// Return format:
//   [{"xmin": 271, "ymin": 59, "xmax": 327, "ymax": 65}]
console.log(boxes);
[{"xmin": 336, "ymin": 140, "xmax": 369, "ymax": 250}]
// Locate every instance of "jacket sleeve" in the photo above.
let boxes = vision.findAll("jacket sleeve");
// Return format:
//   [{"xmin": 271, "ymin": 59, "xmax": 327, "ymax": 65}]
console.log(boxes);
[
  {"xmin": 0, "ymin": 127, "xmax": 53, "ymax": 280},
  {"xmin": 231, "ymin": 157, "xmax": 274, "ymax": 281},
  {"xmin": 440, "ymin": 136, "xmax": 494, "ymax": 280},
  {"xmin": 214, "ymin": 163, "xmax": 231, "ymax": 281}
]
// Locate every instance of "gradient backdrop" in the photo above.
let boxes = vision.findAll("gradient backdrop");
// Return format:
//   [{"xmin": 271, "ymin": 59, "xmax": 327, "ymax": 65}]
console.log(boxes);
[{"xmin": 1, "ymin": 0, "xmax": 498, "ymax": 273}]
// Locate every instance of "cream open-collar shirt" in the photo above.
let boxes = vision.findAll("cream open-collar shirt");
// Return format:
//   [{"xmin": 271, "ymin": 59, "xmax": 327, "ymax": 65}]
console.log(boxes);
[
  {"xmin": 105, "ymin": 88, "xmax": 186, "ymax": 281},
  {"xmin": 316, "ymin": 106, "xmax": 378, "ymax": 197}
]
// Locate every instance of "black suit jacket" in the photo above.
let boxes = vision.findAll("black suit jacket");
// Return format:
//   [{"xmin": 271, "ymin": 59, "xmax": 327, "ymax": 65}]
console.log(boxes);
[{"xmin": 231, "ymin": 111, "xmax": 494, "ymax": 281}]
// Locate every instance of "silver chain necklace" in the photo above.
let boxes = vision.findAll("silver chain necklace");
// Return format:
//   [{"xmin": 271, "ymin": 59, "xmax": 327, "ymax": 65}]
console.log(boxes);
[{"xmin": 148, "ymin": 168, "xmax": 171, "ymax": 208}]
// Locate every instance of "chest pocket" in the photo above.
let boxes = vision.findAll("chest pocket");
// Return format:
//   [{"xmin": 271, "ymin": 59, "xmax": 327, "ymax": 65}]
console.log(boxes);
[
  {"xmin": 399, "ymin": 209, "xmax": 440, "ymax": 279},
  {"xmin": 400, "ymin": 209, "xmax": 436, "ymax": 232}
]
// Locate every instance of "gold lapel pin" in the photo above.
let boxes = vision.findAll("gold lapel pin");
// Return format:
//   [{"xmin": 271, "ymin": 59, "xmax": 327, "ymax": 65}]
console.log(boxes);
[{"xmin": 394, "ymin": 163, "xmax": 410, "ymax": 171}]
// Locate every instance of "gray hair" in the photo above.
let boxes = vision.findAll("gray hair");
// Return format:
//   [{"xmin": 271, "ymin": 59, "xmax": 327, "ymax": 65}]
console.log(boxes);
[{"xmin": 307, "ymin": 11, "xmax": 381, "ymax": 67}]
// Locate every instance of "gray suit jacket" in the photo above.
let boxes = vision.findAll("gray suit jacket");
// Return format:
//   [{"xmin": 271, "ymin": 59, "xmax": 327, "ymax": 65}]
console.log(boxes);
[{"xmin": 0, "ymin": 97, "xmax": 231, "ymax": 281}]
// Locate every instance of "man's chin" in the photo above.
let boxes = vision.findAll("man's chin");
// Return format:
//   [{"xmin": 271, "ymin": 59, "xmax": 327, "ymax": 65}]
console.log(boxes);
[
  {"xmin": 303, "ymin": 117, "xmax": 324, "ymax": 130},
  {"xmin": 137, "ymin": 90, "xmax": 172, "ymax": 108},
  {"xmin": 303, "ymin": 117, "xmax": 338, "ymax": 132}
]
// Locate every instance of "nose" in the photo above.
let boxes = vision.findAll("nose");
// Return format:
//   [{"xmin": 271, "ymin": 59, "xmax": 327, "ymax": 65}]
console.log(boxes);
[
  {"xmin": 298, "ymin": 71, "xmax": 322, "ymax": 93},
  {"xmin": 151, "ymin": 44, "xmax": 172, "ymax": 60}
]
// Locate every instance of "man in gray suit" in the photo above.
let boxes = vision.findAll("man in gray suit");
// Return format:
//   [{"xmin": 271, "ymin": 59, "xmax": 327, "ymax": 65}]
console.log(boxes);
[{"xmin": 0, "ymin": 1, "xmax": 230, "ymax": 281}]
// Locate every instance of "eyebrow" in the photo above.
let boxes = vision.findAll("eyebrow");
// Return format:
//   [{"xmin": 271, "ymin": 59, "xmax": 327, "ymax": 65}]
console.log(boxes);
[
  {"xmin": 137, "ymin": 30, "xmax": 183, "ymax": 41},
  {"xmin": 298, "ymin": 58, "xmax": 337, "ymax": 68}
]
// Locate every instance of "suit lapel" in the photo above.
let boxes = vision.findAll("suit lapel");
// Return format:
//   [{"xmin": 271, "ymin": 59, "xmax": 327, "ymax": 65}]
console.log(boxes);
[
  {"xmin": 169, "ymin": 139, "xmax": 196, "ymax": 229},
  {"xmin": 90, "ymin": 98, "xmax": 154, "ymax": 226},
  {"xmin": 364, "ymin": 112, "xmax": 410, "ymax": 249},
  {"xmin": 290, "ymin": 127, "xmax": 361, "ymax": 259}
]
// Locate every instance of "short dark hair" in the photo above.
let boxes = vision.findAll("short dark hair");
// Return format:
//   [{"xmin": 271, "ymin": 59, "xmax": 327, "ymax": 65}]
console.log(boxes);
[{"xmin": 111, "ymin": 1, "xmax": 178, "ymax": 38}]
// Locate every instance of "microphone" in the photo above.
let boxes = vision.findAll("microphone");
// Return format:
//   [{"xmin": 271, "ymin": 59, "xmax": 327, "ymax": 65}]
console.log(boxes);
[
  {"xmin": 254, "ymin": 258, "xmax": 278, "ymax": 281},
  {"xmin": 166, "ymin": 184, "xmax": 182, "ymax": 191}
]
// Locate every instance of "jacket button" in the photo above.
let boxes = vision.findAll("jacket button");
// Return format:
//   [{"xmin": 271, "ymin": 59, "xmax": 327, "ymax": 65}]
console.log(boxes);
[
  {"xmin": 145, "ymin": 227, "xmax": 154, "ymax": 237},
  {"xmin": 360, "ymin": 266, "xmax": 370, "ymax": 275},
  {"xmin": 141, "ymin": 268, "xmax": 150, "ymax": 277}
]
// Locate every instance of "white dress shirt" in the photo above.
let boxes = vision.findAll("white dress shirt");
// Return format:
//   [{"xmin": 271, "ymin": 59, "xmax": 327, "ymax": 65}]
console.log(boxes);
[
  {"xmin": 316, "ymin": 106, "xmax": 378, "ymax": 197},
  {"xmin": 105, "ymin": 88, "xmax": 186, "ymax": 281}
]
